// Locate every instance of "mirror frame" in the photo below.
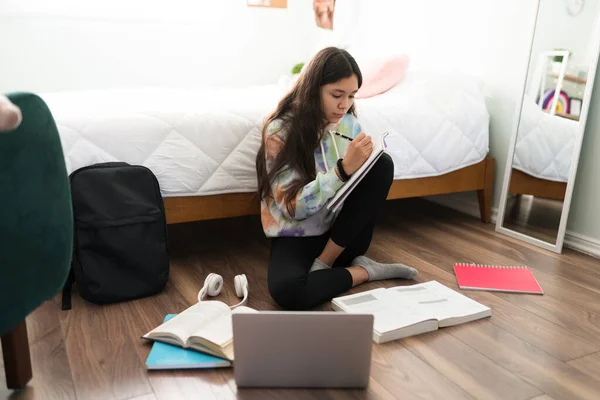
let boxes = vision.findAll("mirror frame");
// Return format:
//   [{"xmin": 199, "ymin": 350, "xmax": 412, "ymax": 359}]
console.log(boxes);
[{"xmin": 496, "ymin": 1, "xmax": 600, "ymax": 253}]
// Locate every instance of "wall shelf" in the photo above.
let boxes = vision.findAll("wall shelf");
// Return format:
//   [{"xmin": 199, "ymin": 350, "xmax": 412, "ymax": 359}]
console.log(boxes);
[{"xmin": 548, "ymin": 72, "xmax": 587, "ymax": 84}]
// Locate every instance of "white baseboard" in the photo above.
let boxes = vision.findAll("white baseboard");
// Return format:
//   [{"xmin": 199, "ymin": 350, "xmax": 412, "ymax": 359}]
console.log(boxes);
[
  {"xmin": 563, "ymin": 232, "xmax": 600, "ymax": 259},
  {"xmin": 426, "ymin": 195, "xmax": 600, "ymax": 259}
]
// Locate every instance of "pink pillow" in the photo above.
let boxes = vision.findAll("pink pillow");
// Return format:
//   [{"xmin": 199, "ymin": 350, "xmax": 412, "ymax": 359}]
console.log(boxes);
[{"xmin": 355, "ymin": 54, "xmax": 410, "ymax": 99}]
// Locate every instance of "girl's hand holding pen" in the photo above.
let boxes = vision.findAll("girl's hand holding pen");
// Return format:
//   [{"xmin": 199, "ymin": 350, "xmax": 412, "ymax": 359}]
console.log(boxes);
[{"xmin": 341, "ymin": 132, "xmax": 373, "ymax": 175}]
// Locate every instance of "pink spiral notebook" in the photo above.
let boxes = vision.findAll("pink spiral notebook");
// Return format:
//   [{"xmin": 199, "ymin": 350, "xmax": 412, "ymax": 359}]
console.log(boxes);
[{"xmin": 453, "ymin": 263, "xmax": 544, "ymax": 294}]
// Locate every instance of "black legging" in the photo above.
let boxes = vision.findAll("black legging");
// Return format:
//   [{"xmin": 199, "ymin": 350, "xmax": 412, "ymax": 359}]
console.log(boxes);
[{"xmin": 267, "ymin": 153, "xmax": 394, "ymax": 310}]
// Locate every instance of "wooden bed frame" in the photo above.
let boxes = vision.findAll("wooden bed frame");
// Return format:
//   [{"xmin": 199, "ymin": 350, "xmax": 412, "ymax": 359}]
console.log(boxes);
[
  {"xmin": 508, "ymin": 168, "xmax": 566, "ymax": 201},
  {"xmin": 163, "ymin": 157, "xmax": 495, "ymax": 225}
]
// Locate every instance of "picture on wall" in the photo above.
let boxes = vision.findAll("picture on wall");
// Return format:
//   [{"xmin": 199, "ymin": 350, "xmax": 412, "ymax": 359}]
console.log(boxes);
[
  {"xmin": 313, "ymin": 0, "xmax": 335, "ymax": 29},
  {"xmin": 247, "ymin": 0, "xmax": 287, "ymax": 8}
]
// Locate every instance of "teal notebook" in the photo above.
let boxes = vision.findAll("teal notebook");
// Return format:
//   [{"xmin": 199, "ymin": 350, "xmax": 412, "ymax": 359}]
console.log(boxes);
[{"xmin": 145, "ymin": 314, "xmax": 232, "ymax": 370}]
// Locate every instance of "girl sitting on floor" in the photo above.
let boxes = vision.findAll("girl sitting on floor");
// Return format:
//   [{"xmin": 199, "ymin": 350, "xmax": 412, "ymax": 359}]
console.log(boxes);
[{"xmin": 255, "ymin": 47, "xmax": 417, "ymax": 310}]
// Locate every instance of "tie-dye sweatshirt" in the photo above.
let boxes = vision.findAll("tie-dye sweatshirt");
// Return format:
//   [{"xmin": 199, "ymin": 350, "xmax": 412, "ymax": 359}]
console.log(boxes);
[{"xmin": 260, "ymin": 113, "xmax": 363, "ymax": 237}]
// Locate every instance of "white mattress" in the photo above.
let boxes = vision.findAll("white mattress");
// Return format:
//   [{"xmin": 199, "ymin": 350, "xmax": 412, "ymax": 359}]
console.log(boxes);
[
  {"xmin": 40, "ymin": 70, "xmax": 489, "ymax": 197},
  {"xmin": 512, "ymin": 95, "xmax": 577, "ymax": 183}
]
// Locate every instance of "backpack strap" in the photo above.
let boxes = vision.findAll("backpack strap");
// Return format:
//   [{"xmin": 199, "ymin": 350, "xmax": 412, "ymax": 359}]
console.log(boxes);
[{"xmin": 61, "ymin": 267, "xmax": 75, "ymax": 310}]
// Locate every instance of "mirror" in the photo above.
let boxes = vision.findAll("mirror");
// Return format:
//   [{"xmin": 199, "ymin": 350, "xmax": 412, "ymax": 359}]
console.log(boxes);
[{"xmin": 497, "ymin": 0, "xmax": 600, "ymax": 252}]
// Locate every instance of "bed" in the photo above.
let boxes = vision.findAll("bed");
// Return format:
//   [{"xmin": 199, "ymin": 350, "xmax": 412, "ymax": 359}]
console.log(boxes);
[
  {"xmin": 509, "ymin": 94, "xmax": 576, "ymax": 201},
  {"xmin": 40, "ymin": 69, "xmax": 494, "ymax": 224}
]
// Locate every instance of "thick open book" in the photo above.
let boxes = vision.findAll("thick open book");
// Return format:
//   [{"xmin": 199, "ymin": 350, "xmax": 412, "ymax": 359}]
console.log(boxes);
[
  {"xmin": 145, "ymin": 314, "xmax": 233, "ymax": 369},
  {"xmin": 327, "ymin": 131, "xmax": 389, "ymax": 213},
  {"xmin": 142, "ymin": 301, "xmax": 257, "ymax": 361},
  {"xmin": 331, "ymin": 281, "xmax": 491, "ymax": 343}
]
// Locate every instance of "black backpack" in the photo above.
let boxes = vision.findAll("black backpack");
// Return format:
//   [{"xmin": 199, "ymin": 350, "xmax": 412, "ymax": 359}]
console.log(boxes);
[{"xmin": 62, "ymin": 162, "xmax": 170, "ymax": 310}]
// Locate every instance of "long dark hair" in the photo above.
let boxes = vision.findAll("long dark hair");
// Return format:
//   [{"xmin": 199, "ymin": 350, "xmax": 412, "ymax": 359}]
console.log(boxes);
[{"xmin": 255, "ymin": 47, "xmax": 362, "ymax": 216}]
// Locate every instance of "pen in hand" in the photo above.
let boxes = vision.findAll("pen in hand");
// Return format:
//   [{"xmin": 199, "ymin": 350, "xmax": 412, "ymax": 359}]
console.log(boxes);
[{"xmin": 329, "ymin": 130, "xmax": 353, "ymax": 141}]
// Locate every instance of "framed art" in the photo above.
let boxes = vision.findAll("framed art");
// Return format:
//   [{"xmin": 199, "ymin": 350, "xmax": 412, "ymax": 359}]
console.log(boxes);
[
  {"xmin": 247, "ymin": 0, "xmax": 287, "ymax": 8},
  {"xmin": 570, "ymin": 97, "xmax": 583, "ymax": 116},
  {"xmin": 313, "ymin": 0, "xmax": 335, "ymax": 29}
]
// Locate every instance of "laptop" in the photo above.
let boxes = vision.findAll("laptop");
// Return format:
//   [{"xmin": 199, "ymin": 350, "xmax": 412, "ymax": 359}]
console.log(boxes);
[{"xmin": 232, "ymin": 311, "xmax": 374, "ymax": 388}]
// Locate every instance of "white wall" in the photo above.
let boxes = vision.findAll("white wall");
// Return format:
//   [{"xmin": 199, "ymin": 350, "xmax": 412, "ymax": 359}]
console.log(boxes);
[
  {"xmin": 0, "ymin": 0, "xmax": 317, "ymax": 93},
  {"xmin": 532, "ymin": 0, "xmax": 599, "ymax": 68},
  {"xmin": 525, "ymin": 0, "xmax": 600, "ymax": 98},
  {"xmin": 567, "ymin": 62, "xmax": 600, "ymax": 242},
  {"xmin": 328, "ymin": 0, "xmax": 496, "ymax": 79}
]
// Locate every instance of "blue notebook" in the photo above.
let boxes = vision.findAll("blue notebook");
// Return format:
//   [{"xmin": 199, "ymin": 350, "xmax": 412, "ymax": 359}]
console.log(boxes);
[{"xmin": 145, "ymin": 314, "xmax": 232, "ymax": 370}]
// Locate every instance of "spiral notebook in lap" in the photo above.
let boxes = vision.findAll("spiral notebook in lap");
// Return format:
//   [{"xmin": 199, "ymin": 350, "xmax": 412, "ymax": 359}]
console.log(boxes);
[
  {"xmin": 327, "ymin": 131, "xmax": 389, "ymax": 213},
  {"xmin": 453, "ymin": 263, "xmax": 544, "ymax": 294}
]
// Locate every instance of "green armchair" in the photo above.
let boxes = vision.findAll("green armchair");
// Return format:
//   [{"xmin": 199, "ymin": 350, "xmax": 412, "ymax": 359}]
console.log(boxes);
[{"xmin": 0, "ymin": 93, "xmax": 73, "ymax": 389}]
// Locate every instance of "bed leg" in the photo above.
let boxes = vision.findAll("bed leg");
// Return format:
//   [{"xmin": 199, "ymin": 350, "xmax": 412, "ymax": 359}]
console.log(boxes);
[{"xmin": 477, "ymin": 157, "xmax": 495, "ymax": 223}]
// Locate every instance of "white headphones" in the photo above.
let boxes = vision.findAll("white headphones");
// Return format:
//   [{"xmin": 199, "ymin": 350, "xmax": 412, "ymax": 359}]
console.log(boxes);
[{"xmin": 197, "ymin": 273, "xmax": 249, "ymax": 309}]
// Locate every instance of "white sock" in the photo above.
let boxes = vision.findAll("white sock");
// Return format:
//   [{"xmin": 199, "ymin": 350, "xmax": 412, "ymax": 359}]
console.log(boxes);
[
  {"xmin": 308, "ymin": 258, "xmax": 330, "ymax": 273},
  {"xmin": 352, "ymin": 255, "xmax": 418, "ymax": 281}
]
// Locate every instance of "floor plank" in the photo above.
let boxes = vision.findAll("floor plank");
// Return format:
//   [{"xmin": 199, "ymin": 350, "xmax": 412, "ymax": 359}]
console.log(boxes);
[
  {"xmin": 119, "ymin": 286, "xmax": 236, "ymax": 400},
  {"xmin": 361, "ymin": 248, "xmax": 600, "ymax": 400},
  {"xmin": 0, "ymin": 300, "xmax": 76, "ymax": 400},
  {"xmin": 4, "ymin": 199, "xmax": 600, "ymax": 399},
  {"xmin": 450, "ymin": 320, "xmax": 600, "ymax": 400},
  {"xmin": 502, "ymin": 195, "xmax": 562, "ymax": 245},
  {"xmin": 404, "ymin": 330, "xmax": 542, "ymax": 400},
  {"xmin": 422, "ymin": 199, "xmax": 600, "ymax": 289},
  {"xmin": 399, "ymin": 205, "xmax": 600, "ymax": 342},
  {"xmin": 59, "ymin": 294, "xmax": 154, "ymax": 400},
  {"xmin": 568, "ymin": 351, "xmax": 600, "ymax": 382},
  {"xmin": 492, "ymin": 292, "xmax": 600, "ymax": 345},
  {"xmin": 372, "ymin": 232, "xmax": 600, "ymax": 362},
  {"xmin": 367, "ymin": 340, "xmax": 475, "ymax": 399},
  {"xmin": 442, "ymin": 220, "xmax": 600, "ymax": 297},
  {"xmin": 24, "ymin": 299, "xmax": 76, "ymax": 400}
]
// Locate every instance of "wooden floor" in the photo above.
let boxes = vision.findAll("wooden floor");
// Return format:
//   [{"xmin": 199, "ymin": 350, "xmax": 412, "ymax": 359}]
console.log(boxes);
[
  {"xmin": 502, "ymin": 194, "xmax": 563, "ymax": 245},
  {"xmin": 3, "ymin": 198, "xmax": 600, "ymax": 400}
]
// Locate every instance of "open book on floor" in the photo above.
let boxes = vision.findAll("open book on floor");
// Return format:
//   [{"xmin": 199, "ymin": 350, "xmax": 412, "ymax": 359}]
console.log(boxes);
[
  {"xmin": 142, "ymin": 301, "xmax": 257, "ymax": 362},
  {"xmin": 327, "ymin": 131, "xmax": 389, "ymax": 213},
  {"xmin": 331, "ymin": 281, "xmax": 491, "ymax": 344},
  {"xmin": 145, "ymin": 314, "xmax": 232, "ymax": 369}
]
